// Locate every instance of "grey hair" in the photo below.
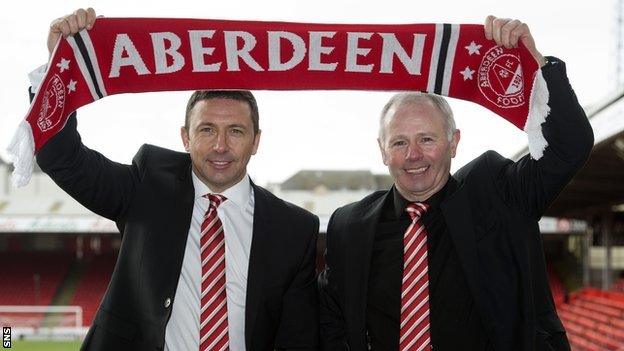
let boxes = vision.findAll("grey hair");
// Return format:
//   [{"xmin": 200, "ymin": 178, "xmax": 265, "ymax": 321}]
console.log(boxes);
[{"xmin": 378, "ymin": 92, "xmax": 456, "ymax": 142}]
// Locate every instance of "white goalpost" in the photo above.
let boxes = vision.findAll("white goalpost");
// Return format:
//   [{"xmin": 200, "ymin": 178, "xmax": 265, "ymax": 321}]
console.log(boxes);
[{"xmin": 0, "ymin": 305, "xmax": 87, "ymax": 341}]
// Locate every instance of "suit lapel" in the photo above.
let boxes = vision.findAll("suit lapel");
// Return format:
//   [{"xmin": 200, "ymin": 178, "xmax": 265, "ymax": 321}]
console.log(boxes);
[
  {"xmin": 244, "ymin": 182, "xmax": 270, "ymax": 349},
  {"xmin": 440, "ymin": 178, "xmax": 494, "ymax": 332},
  {"xmin": 173, "ymin": 163, "xmax": 195, "ymax": 228},
  {"xmin": 344, "ymin": 191, "xmax": 390, "ymax": 334},
  {"xmin": 170, "ymin": 163, "xmax": 196, "ymax": 280}
]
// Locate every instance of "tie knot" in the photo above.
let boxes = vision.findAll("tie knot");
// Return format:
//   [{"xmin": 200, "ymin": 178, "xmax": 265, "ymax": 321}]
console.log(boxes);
[
  {"xmin": 406, "ymin": 202, "xmax": 429, "ymax": 220},
  {"xmin": 204, "ymin": 193, "xmax": 227, "ymax": 208}
]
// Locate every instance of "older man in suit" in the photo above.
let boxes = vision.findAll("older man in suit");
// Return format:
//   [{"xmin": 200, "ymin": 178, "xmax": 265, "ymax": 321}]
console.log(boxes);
[
  {"xmin": 319, "ymin": 16, "xmax": 594, "ymax": 351},
  {"xmin": 34, "ymin": 8, "xmax": 319, "ymax": 351}
]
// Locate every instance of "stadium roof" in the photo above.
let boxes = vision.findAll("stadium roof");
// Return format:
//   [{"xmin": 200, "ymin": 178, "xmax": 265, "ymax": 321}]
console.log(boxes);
[
  {"xmin": 513, "ymin": 88, "xmax": 624, "ymax": 219},
  {"xmin": 280, "ymin": 170, "xmax": 393, "ymax": 191}
]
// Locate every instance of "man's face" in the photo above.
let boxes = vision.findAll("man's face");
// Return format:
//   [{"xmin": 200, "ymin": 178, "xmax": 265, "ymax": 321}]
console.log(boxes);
[
  {"xmin": 181, "ymin": 98, "xmax": 260, "ymax": 193},
  {"xmin": 378, "ymin": 100, "xmax": 460, "ymax": 202}
]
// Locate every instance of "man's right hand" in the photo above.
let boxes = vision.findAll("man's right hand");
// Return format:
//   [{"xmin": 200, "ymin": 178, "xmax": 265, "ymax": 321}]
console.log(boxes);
[{"xmin": 47, "ymin": 8, "xmax": 97, "ymax": 58}]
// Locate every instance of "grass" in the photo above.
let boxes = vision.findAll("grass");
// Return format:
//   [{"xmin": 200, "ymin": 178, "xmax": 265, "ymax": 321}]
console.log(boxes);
[{"xmin": 6, "ymin": 340, "xmax": 82, "ymax": 351}]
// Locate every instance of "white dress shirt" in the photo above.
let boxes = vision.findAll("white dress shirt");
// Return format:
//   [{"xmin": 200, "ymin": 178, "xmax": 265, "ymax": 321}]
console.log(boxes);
[{"xmin": 164, "ymin": 173, "xmax": 255, "ymax": 351}]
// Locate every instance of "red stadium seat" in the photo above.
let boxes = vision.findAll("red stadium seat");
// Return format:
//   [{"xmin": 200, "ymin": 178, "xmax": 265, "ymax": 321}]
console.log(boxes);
[
  {"xmin": 0, "ymin": 252, "xmax": 73, "ymax": 327},
  {"xmin": 577, "ymin": 300, "xmax": 622, "ymax": 318},
  {"xmin": 557, "ymin": 287, "xmax": 624, "ymax": 351},
  {"xmin": 0, "ymin": 252, "xmax": 73, "ymax": 306},
  {"xmin": 584, "ymin": 329, "xmax": 620, "ymax": 350},
  {"xmin": 567, "ymin": 332, "xmax": 606, "ymax": 351}
]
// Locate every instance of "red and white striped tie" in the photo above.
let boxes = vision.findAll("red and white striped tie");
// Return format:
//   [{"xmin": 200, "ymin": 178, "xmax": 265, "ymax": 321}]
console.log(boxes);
[
  {"xmin": 399, "ymin": 202, "xmax": 431, "ymax": 351},
  {"xmin": 199, "ymin": 194, "xmax": 229, "ymax": 351}
]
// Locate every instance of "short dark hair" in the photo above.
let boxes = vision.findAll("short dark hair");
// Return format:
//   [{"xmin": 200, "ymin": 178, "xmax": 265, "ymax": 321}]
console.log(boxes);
[{"xmin": 185, "ymin": 90, "xmax": 260, "ymax": 135}]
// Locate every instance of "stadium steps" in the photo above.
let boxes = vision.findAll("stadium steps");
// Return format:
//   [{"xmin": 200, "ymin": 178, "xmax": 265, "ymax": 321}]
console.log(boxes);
[
  {"xmin": 551, "ymin": 254, "xmax": 583, "ymax": 295},
  {"xmin": 41, "ymin": 258, "xmax": 87, "ymax": 328},
  {"xmin": 69, "ymin": 254, "xmax": 116, "ymax": 325}
]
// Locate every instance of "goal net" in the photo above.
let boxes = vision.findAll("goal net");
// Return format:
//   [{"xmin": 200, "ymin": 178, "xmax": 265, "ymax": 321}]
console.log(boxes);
[{"xmin": 0, "ymin": 305, "xmax": 86, "ymax": 340}]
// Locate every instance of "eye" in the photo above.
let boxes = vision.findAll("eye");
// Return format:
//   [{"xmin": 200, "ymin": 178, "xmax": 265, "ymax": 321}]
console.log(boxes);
[
  {"xmin": 391, "ymin": 140, "xmax": 407, "ymax": 147},
  {"xmin": 421, "ymin": 137, "xmax": 434, "ymax": 143},
  {"xmin": 199, "ymin": 126, "xmax": 214, "ymax": 133},
  {"xmin": 230, "ymin": 128, "xmax": 247, "ymax": 136}
]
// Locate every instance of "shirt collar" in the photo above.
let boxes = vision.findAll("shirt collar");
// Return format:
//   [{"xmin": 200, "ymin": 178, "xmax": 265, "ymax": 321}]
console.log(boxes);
[
  {"xmin": 191, "ymin": 171, "xmax": 253, "ymax": 209},
  {"xmin": 392, "ymin": 175, "xmax": 452, "ymax": 219}
]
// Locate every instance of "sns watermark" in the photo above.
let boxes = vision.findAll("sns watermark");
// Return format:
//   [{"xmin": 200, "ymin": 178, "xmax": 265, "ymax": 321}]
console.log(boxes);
[{"xmin": 2, "ymin": 327, "xmax": 10, "ymax": 348}]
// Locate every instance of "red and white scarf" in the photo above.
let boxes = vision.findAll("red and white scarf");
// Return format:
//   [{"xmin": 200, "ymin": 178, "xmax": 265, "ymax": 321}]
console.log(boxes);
[{"xmin": 8, "ymin": 18, "xmax": 549, "ymax": 186}]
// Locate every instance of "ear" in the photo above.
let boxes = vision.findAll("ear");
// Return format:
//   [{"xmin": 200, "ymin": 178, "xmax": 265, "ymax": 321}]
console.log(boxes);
[
  {"xmin": 377, "ymin": 138, "xmax": 388, "ymax": 165},
  {"xmin": 450, "ymin": 129, "xmax": 460, "ymax": 158},
  {"xmin": 181, "ymin": 126, "xmax": 190, "ymax": 152},
  {"xmin": 251, "ymin": 130, "xmax": 262, "ymax": 155}
]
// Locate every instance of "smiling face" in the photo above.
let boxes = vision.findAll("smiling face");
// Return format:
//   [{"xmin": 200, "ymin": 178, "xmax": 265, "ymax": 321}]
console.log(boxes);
[
  {"xmin": 181, "ymin": 98, "xmax": 260, "ymax": 193},
  {"xmin": 378, "ymin": 99, "xmax": 460, "ymax": 202}
]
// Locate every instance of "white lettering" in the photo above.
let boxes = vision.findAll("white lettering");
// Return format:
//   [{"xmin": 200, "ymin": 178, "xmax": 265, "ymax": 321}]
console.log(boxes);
[
  {"xmin": 224, "ymin": 31, "xmax": 264, "ymax": 71},
  {"xmin": 379, "ymin": 33, "xmax": 426, "ymax": 75},
  {"xmin": 345, "ymin": 32, "xmax": 374, "ymax": 73},
  {"xmin": 107, "ymin": 29, "xmax": 431, "ymax": 78},
  {"xmin": 188, "ymin": 30, "xmax": 221, "ymax": 72},
  {"xmin": 109, "ymin": 34, "xmax": 150, "ymax": 78},
  {"xmin": 151, "ymin": 32, "xmax": 185, "ymax": 74},
  {"xmin": 268, "ymin": 31, "xmax": 307, "ymax": 71},
  {"xmin": 308, "ymin": 31, "xmax": 338, "ymax": 71}
]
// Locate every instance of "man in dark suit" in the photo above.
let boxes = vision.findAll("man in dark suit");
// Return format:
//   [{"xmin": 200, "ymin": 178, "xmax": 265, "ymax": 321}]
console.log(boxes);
[
  {"xmin": 34, "ymin": 9, "xmax": 319, "ymax": 351},
  {"xmin": 319, "ymin": 16, "xmax": 594, "ymax": 351}
]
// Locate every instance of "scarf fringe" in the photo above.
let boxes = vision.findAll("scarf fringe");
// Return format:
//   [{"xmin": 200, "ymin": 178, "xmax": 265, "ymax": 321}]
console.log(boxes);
[
  {"xmin": 7, "ymin": 120, "xmax": 35, "ymax": 187},
  {"xmin": 524, "ymin": 69, "xmax": 550, "ymax": 160}
]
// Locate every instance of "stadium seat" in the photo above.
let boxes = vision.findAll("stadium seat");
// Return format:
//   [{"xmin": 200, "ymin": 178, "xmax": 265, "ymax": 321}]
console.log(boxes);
[
  {"xmin": 557, "ymin": 287, "xmax": 624, "ymax": 351},
  {"xmin": 0, "ymin": 252, "xmax": 73, "ymax": 328}
]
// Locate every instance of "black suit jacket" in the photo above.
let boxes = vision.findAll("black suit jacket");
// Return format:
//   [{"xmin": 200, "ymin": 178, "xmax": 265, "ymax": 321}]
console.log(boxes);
[
  {"xmin": 36, "ymin": 114, "xmax": 320, "ymax": 350},
  {"xmin": 319, "ymin": 58, "xmax": 594, "ymax": 351}
]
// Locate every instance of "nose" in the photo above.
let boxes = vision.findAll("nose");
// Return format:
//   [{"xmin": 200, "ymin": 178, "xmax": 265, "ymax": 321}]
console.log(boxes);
[
  {"xmin": 213, "ymin": 132, "xmax": 228, "ymax": 153},
  {"xmin": 405, "ymin": 143, "xmax": 423, "ymax": 160}
]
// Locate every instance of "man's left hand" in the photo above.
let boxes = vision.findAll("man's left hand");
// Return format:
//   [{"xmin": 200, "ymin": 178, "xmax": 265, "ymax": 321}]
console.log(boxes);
[{"xmin": 484, "ymin": 16, "xmax": 547, "ymax": 67}]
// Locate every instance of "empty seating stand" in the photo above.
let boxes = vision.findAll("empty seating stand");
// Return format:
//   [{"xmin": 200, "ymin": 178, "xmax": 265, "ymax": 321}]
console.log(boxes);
[
  {"xmin": 3, "ymin": 250, "xmax": 624, "ymax": 347},
  {"xmin": 0, "ymin": 252, "xmax": 73, "ymax": 327},
  {"xmin": 559, "ymin": 288, "xmax": 624, "ymax": 351}
]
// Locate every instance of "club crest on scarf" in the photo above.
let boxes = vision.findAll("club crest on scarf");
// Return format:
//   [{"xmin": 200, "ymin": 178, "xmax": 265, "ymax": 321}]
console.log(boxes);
[
  {"xmin": 37, "ymin": 74, "xmax": 67, "ymax": 132},
  {"xmin": 478, "ymin": 46, "xmax": 524, "ymax": 108}
]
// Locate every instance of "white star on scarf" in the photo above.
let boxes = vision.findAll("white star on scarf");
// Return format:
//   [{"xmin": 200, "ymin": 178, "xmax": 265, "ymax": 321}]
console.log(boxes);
[
  {"xmin": 460, "ymin": 66, "xmax": 475, "ymax": 81},
  {"xmin": 57, "ymin": 58, "xmax": 70, "ymax": 73},
  {"xmin": 67, "ymin": 79, "xmax": 77, "ymax": 93},
  {"xmin": 465, "ymin": 41, "xmax": 482, "ymax": 55}
]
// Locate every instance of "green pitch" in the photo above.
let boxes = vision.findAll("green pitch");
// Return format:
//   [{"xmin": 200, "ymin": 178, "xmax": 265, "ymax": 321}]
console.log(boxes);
[{"xmin": 7, "ymin": 340, "xmax": 82, "ymax": 351}]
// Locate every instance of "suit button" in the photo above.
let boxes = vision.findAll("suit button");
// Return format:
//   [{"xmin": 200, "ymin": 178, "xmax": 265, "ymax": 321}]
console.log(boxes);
[{"xmin": 164, "ymin": 297, "xmax": 171, "ymax": 308}]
